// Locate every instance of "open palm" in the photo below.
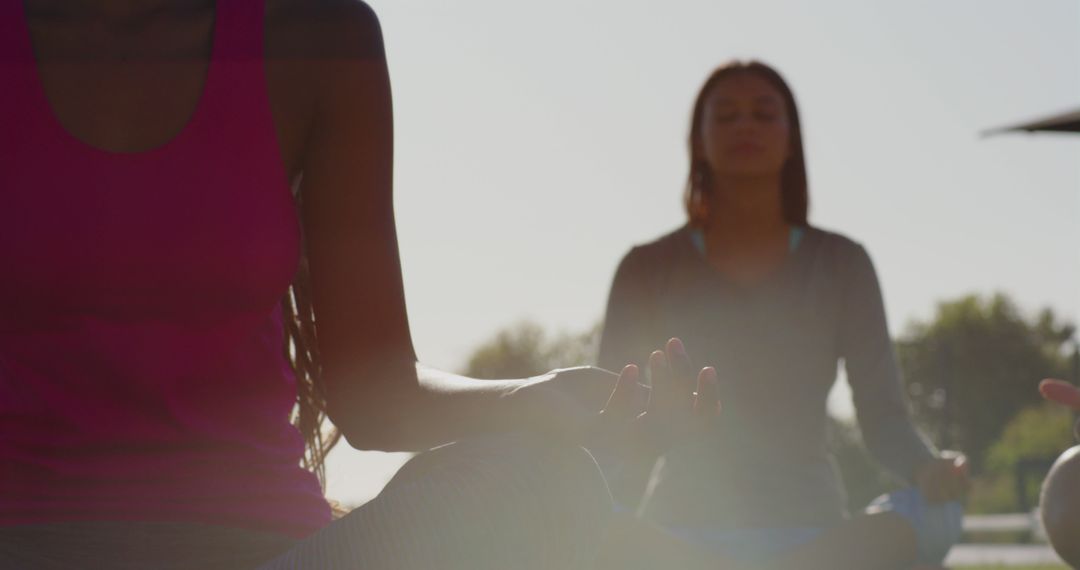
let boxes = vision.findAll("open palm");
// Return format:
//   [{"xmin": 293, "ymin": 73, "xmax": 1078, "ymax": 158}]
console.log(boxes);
[{"xmin": 596, "ymin": 338, "xmax": 720, "ymax": 456}]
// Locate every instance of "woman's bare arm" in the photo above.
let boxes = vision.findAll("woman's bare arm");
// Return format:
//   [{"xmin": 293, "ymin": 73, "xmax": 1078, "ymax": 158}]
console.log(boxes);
[{"xmin": 295, "ymin": 1, "xmax": 616, "ymax": 452}]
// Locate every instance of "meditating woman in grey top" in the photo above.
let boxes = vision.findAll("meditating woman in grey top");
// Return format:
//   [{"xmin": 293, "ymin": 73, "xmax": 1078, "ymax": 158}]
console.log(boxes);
[{"xmin": 596, "ymin": 61, "xmax": 969, "ymax": 569}]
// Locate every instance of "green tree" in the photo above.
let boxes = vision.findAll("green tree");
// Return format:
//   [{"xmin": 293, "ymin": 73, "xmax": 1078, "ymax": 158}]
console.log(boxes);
[
  {"xmin": 966, "ymin": 403, "xmax": 1076, "ymax": 513},
  {"xmin": 985, "ymin": 404, "xmax": 1076, "ymax": 474},
  {"xmin": 895, "ymin": 293, "xmax": 1074, "ymax": 472},
  {"xmin": 463, "ymin": 320, "xmax": 601, "ymax": 379}
]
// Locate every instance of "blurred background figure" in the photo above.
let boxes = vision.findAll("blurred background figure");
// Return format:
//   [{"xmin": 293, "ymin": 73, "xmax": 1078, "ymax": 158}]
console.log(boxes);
[{"xmin": 596, "ymin": 60, "xmax": 969, "ymax": 569}]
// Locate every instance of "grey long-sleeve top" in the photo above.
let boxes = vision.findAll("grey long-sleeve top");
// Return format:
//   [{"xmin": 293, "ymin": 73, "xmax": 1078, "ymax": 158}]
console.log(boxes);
[{"xmin": 597, "ymin": 225, "xmax": 935, "ymax": 529}]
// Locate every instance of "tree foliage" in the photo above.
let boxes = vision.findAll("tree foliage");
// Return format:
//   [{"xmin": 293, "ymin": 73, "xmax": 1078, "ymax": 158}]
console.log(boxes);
[
  {"xmin": 985, "ymin": 404, "xmax": 1076, "ymax": 474},
  {"xmin": 462, "ymin": 320, "xmax": 601, "ymax": 379},
  {"xmin": 965, "ymin": 403, "xmax": 1078, "ymax": 513},
  {"xmin": 895, "ymin": 293, "xmax": 1075, "ymax": 472}
]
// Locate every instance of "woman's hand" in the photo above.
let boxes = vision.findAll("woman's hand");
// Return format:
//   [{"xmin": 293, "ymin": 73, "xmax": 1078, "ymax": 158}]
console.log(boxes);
[
  {"xmin": 512, "ymin": 338, "xmax": 720, "ymax": 453},
  {"xmin": 914, "ymin": 451, "xmax": 969, "ymax": 504},
  {"xmin": 503, "ymin": 366, "xmax": 623, "ymax": 442},
  {"xmin": 641, "ymin": 338, "xmax": 720, "ymax": 446},
  {"xmin": 593, "ymin": 338, "xmax": 721, "ymax": 458}
]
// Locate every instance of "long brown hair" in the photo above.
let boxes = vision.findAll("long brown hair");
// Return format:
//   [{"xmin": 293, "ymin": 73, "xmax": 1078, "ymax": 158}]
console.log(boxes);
[
  {"xmin": 284, "ymin": 253, "xmax": 341, "ymax": 487},
  {"xmin": 684, "ymin": 60, "xmax": 809, "ymax": 227}
]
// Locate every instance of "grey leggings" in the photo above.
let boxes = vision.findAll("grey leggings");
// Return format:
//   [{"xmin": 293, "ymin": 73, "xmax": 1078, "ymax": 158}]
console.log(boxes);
[{"xmin": 0, "ymin": 434, "xmax": 614, "ymax": 570}]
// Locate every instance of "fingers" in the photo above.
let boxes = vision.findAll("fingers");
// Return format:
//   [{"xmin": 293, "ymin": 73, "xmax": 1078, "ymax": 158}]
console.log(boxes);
[
  {"xmin": 1039, "ymin": 378, "xmax": 1080, "ymax": 411},
  {"xmin": 647, "ymin": 350, "xmax": 676, "ymax": 414},
  {"xmin": 693, "ymin": 367, "xmax": 720, "ymax": 417},
  {"xmin": 948, "ymin": 452, "xmax": 969, "ymax": 479},
  {"xmin": 640, "ymin": 339, "xmax": 719, "ymax": 449},
  {"xmin": 648, "ymin": 338, "xmax": 699, "ymax": 415},
  {"xmin": 919, "ymin": 455, "xmax": 970, "ymax": 504},
  {"xmin": 666, "ymin": 338, "xmax": 697, "ymax": 398},
  {"xmin": 647, "ymin": 350, "xmax": 665, "ymax": 407},
  {"xmin": 949, "ymin": 454, "xmax": 972, "ymax": 499}
]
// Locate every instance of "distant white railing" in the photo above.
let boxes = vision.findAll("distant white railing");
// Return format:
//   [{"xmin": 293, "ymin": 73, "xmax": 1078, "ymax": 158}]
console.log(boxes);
[
  {"xmin": 963, "ymin": 511, "xmax": 1047, "ymax": 541},
  {"xmin": 948, "ymin": 511, "xmax": 1062, "ymax": 567}
]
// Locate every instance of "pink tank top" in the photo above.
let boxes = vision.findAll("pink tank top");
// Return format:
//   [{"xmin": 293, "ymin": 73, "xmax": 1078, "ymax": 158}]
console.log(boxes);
[{"xmin": 0, "ymin": 0, "xmax": 332, "ymax": 537}]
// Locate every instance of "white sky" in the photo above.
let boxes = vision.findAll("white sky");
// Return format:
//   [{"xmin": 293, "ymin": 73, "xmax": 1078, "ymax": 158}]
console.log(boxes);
[{"xmin": 325, "ymin": 0, "xmax": 1080, "ymax": 506}]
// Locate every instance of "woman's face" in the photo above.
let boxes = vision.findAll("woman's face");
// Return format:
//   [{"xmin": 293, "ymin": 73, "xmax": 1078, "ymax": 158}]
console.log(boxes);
[{"xmin": 700, "ymin": 73, "xmax": 792, "ymax": 179}]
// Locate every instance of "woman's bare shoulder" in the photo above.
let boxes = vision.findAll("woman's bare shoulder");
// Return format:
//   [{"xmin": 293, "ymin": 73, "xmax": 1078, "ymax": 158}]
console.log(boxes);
[{"xmin": 266, "ymin": 0, "xmax": 385, "ymax": 61}]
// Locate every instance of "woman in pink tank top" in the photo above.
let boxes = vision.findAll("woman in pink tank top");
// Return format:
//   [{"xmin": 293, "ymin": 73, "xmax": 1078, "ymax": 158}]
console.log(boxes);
[{"xmin": 0, "ymin": 1, "xmax": 720, "ymax": 568}]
